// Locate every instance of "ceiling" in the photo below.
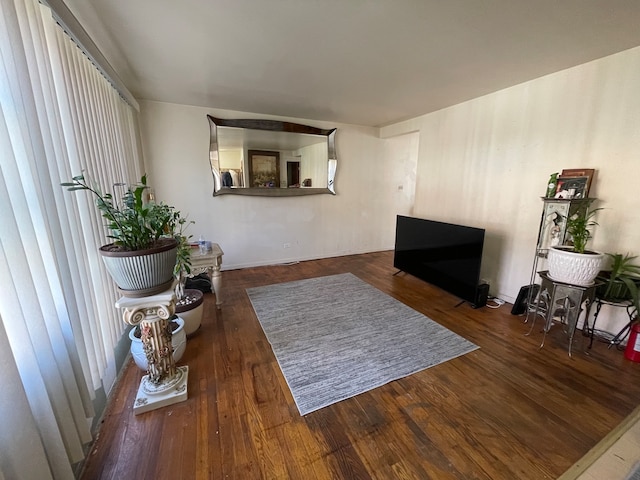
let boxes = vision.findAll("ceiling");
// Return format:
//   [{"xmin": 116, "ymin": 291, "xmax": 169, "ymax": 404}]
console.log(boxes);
[{"xmin": 63, "ymin": 0, "xmax": 640, "ymax": 127}]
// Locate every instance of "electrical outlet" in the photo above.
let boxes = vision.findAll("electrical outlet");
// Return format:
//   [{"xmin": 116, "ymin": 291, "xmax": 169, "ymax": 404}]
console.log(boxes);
[{"xmin": 283, "ymin": 243, "xmax": 291, "ymax": 249}]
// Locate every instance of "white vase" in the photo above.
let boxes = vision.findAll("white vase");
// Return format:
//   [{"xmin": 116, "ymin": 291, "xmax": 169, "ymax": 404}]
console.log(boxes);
[
  {"xmin": 547, "ymin": 246, "xmax": 604, "ymax": 286},
  {"xmin": 129, "ymin": 317, "xmax": 187, "ymax": 371}
]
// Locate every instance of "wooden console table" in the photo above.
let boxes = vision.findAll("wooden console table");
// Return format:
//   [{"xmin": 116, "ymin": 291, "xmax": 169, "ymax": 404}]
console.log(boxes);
[{"xmin": 189, "ymin": 243, "xmax": 223, "ymax": 308}]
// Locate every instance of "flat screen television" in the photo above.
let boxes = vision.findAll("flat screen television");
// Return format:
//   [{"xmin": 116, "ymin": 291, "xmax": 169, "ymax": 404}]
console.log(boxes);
[{"xmin": 393, "ymin": 215, "xmax": 485, "ymax": 306}]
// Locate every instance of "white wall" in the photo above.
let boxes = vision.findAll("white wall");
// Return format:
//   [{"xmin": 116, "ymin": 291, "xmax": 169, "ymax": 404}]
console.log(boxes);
[
  {"xmin": 138, "ymin": 101, "xmax": 417, "ymax": 270},
  {"xmin": 382, "ymin": 46, "xmax": 640, "ymax": 309},
  {"xmin": 140, "ymin": 46, "xmax": 639, "ymax": 334}
]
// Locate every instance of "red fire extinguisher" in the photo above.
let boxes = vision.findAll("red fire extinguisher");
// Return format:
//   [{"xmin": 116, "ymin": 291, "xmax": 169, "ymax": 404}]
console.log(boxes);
[{"xmin": 624, "ymin": 322, "xmax": 640, "ymax": 363}]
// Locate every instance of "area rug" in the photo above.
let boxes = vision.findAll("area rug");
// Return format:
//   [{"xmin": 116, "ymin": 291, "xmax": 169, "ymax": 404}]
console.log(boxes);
[{"xmin": 246, "ymin": 272, "xmax": 478, "ymax": 415}]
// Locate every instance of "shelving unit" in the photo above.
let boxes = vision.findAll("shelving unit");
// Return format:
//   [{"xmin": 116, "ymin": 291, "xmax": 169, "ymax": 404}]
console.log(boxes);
[{"xmin": 524, "ymin": 197, "xmax": 594, "ymax": 322}]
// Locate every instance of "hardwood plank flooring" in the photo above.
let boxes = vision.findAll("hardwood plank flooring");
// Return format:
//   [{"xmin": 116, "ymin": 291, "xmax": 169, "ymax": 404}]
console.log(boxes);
[
  {"xmin": 560, "ymin": 404, "xmax": 640, "ymax": 479},
  {"xmin": 80, "ymin": 251, "xmax": 640, "ymax": 479}
]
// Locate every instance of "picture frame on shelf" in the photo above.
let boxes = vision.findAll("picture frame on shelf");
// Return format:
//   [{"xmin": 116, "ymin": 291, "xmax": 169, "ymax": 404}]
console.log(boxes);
[
  {"xmin": 561, "ymin": 168, "xmax": 595, "ymax": 197},
  {"xmin": 538, "ymin": 201, "xmax": 570, "ymax": 250},
  {"xmin": 555, "ymin": 176, "xmax": 589, "ymax": 199}
]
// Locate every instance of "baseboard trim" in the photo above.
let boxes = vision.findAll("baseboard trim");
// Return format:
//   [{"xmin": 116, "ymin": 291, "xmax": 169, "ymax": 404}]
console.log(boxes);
[{"xmin": 558, "ymin": 404, "xmax": 640, "ymax": 479}]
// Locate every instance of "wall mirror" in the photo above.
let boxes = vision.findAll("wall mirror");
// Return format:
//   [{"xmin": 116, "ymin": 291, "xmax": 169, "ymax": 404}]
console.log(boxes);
[{"xmin": 207, "ymin": 115, "xmax": 337, "ymax": 196}]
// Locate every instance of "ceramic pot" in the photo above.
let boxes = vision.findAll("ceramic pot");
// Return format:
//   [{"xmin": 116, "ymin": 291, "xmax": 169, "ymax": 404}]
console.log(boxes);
[
  {"xmin": 547, "ymin": 246, "xmax": 604, "ymax": 286},
  {"xmin": 129, "ymin": 317, "xmax": 187, "ymax": 371},
  {"xmin": 99, "ymin": 238, "xmax": 178, "ymax": 297},
  {"xmin": 175, "ymin": 289, "xmax": 204, "ymax": 336}
]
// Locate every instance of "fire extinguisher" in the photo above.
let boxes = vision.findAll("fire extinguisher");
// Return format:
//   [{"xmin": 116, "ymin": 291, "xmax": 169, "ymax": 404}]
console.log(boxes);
[{"xmin": 624, "ymin": 322, "xmax": 640, "ymax": 363}]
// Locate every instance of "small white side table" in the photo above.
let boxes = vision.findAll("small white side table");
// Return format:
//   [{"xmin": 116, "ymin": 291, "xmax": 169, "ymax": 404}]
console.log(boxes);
[{"xmin": 189, "ymin": 243, "xmax": 223, "ymax": 308}]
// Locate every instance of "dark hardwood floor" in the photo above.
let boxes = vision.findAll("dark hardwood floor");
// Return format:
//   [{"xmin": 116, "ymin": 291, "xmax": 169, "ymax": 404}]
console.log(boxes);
[{"xmin": 81, "ymin": 251, "xmax": 640, "ymax": 479}]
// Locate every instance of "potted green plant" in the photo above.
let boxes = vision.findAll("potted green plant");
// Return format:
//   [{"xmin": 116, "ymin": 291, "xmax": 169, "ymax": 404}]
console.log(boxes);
[
  {"xmin": 172, "ymin": 227, "xmax": 204, "ymax": 336},
  {"xmin": 596, "ymin": 253, "xmax": 640, "ymax": 312},
  {"xmin": 173, "ymin": 217, "xmax": 194, "ymax": 297},
  {"xmin": 547, "ymin": 202, "xmax": 605, "ymax": 286},
  {"xmin": 565, "ymin": 204, "xmax": 601, "ymax": 254},
  {"xmin": 62, "ymin": 173, "xmax": 192, "ymax": 297}
]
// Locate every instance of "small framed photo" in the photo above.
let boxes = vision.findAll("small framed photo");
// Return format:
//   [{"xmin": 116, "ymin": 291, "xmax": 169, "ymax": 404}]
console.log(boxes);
[
  {"xmin": 561, "ymin": 168, "xmax": 595, "ymax": 197},
  {"xmin": 248, "ymin": 150, "xmax": 280, "ymax": 188},
  {"xmin": 538, "ymin": 201, "xmax": 570, "ymax": 249},
  {"xmin": 555, "ymin": 176, "xmax": 589, "ymax": 199}
]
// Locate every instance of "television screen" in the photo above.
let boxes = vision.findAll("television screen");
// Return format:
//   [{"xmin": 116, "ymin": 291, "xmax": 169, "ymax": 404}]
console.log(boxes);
[{"xmin": 393, "ymin": 215, "xmax": 485, "ymax": 305}]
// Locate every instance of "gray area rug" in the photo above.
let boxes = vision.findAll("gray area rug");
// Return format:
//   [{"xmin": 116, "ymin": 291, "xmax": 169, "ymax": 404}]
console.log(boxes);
[
  {"xmin": 627, "ymin": 462, "xmax": 640, "ymax": 480},
  {"xmin": 246, "ymin": 272, "xmax": 479, "ymax": 415}
]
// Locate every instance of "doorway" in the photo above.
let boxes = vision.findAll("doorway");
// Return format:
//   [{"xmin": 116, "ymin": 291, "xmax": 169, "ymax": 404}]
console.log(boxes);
[{"xmin": 287, "ymin": 161, "xmax": 300, "ymax": 187}]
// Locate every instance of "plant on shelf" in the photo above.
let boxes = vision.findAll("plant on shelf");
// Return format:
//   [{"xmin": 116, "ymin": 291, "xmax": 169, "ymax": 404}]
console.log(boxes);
[
  {"xmin": 597, "ymin": 253, "xmax": 640, "ymax": 314},
  {"xmin": 62, "ymin": 173, "xmax": 193, "ymax": 297},
  {"xmin": 564, "ymin": 203, "xmax": 602, "ymax": 253},
  {"xmin": 547, "ymin": 201, "xmax": 605, "ymax": 286},
  {"xmin": 63, "ymin": 173, "xmax": 183, "ymax": 250}
]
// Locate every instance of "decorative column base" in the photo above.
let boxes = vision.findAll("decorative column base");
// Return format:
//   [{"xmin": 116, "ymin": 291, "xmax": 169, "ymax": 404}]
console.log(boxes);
[
  {"xmin": 116, "ymin": 289, "xmax": 189, "ymax": 415},
  {"xmin": 133, "ymin": 365, "xmax": 189, "ymax": 415}
]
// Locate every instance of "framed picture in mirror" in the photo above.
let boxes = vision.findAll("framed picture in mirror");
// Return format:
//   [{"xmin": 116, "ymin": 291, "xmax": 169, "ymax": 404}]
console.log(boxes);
[{"xmin": 248, "ymin": 150, "xmax": 280, "ymax": 188}]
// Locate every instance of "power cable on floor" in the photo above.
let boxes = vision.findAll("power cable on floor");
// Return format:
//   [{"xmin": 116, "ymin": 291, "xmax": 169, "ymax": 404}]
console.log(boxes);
[{"xmin": 486, "ymin": 296, "xmax": 506, "ymax": 309}]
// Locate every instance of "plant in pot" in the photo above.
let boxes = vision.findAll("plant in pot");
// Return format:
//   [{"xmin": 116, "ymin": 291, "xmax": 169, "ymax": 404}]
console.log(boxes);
[
  {"xmin": 62, "ymin": 173, "xmax": 190, "ymax": 297},
  {"xmin": 173, "ymin": 225, "xmax": 204, "ymax": 336},
  {"xmin": 596, "ymin": 253, "xmax": 640, "ymax": 313},
  {"xmin": 547, "ymin": 202, "xmax": 605, "ymax": 286},
  {"xmin": 127, "ymin": 221, "xmax": 195, "ymax": 371}
]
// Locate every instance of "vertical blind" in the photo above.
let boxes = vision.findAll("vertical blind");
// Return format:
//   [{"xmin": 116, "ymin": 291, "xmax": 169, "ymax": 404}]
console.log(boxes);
[{"xmin": 0, "ymin": 0, "xmax": 143, "ymax": 477}]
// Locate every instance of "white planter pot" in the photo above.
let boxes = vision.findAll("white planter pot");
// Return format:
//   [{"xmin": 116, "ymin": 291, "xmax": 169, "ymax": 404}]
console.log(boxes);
[
  {"xmin": 547, "ymin": 246, "xmax": 604, "ymax": 286},
  {"xmin": 129, "ymin": 317, "xmax": 187, "ymax": 371},
  {"xmin": 176, "ymin": 289, "xmax": 204, "ymax": 336}
]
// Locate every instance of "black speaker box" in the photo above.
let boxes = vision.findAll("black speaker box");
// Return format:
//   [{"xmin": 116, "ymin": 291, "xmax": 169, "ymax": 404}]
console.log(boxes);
[
  {"xmin": 511, "ymin": 284, "xmax": 540, "ymax": 315},
  {"xmin": 472, "ymin": 283, "xmax": 489, "ymax": 309}
]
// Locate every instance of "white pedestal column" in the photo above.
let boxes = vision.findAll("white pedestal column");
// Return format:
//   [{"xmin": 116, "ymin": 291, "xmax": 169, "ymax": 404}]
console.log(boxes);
[{"xmin": 116, "ymin": 290, "xmax": 188, "ymax": 415}]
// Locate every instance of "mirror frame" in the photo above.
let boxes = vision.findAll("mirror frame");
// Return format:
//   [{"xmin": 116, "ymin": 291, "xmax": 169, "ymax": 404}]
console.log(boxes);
[{"xmin": 207, "ymin": 115, "xmax": 337, "ymax": 197}]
